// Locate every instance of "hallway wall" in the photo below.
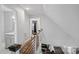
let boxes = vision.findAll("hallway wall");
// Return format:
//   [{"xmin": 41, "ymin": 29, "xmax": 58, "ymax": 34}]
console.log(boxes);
[
  {"xmin": 0, "ymin": 5, "xmax": 7, "ymax": 53},
  {"xmin": 16, "ymin": 8, "xmax": 29, "ymax": 44},
  {"xmin": 41, "ymin": 5, "xmax": 79, "ymax": 47},
  {"xmin": 41, "ymin": 14, "xmax": 77, "ymax": 47}
]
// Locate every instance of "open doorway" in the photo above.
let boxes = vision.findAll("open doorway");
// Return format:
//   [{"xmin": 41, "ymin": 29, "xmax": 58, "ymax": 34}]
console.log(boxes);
[{"xmin": 30, "ymin": 17, "xmax": 41, "ymax": 36}]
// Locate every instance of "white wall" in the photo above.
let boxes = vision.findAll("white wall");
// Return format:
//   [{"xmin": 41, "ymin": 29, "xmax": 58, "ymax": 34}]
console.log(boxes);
[
  {"xmin": 16, "ymin": 8, "xmax": 29, "ymax": 44},
  {"xmin": 25, "ymin": 11, "xmax": 30, "ymax": 38},
  {"xmin": 0, "ymin": 5, "xmax": 6, "ymax": 53},
  {"xmin": 41, "ymin": 14, "xmax": 76, "ymax": 47},
  {"xmin": 41, "ymin": 5, "xmax": 79, "ymax": 47}
]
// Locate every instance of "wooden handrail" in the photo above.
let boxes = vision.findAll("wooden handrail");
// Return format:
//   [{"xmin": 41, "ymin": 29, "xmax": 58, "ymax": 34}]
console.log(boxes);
[
  {"xmin": 20, "ymin": 35, "xmax": 35, "ymax": 54},
  {"xmin": 20, "ymin": 29, "xmax": 43, "ymax": 54}
]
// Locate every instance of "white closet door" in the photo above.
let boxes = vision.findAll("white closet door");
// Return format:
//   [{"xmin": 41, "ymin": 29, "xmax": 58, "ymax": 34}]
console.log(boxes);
[{"xmin": 4, "ymin": 11, "xmax": 16, "ymax": 48}]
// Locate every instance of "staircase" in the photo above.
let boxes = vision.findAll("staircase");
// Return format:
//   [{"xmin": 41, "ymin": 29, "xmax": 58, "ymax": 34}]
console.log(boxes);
[{"xmin": 20, "ymin": 30, "xmax": 42, "ymax": 54}]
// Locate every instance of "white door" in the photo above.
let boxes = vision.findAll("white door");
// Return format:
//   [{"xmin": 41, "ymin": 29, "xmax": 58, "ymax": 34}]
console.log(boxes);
[{"xmin": 4, "ymin": 11, "xmax": 17, "ymax": 48}]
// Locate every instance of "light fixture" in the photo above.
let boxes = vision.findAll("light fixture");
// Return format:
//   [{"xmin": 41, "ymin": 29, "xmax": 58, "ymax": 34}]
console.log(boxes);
[
  {"xmin": 12, "ymin": 15, "xmax": 15, "ymax": 19},
  {"xmin": 26, "ymin": 8, "xmax": 30, "ymax": 11}
]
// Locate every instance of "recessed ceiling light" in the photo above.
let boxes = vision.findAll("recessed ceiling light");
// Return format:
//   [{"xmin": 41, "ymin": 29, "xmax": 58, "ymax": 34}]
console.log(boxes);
[
  {"xmin": 26, "ymin": 8, "xmax": 30, "ymax": 11},
  {"xmin": 12, "ymin": 15, "xmax": 15, "ymax": 19}
]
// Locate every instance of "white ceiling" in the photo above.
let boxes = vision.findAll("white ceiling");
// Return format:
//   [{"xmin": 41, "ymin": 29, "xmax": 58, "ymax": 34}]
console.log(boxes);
[{"xmin": 4, "ymin": 4, "xmax": 44, "ymax": 16}]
